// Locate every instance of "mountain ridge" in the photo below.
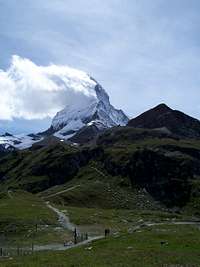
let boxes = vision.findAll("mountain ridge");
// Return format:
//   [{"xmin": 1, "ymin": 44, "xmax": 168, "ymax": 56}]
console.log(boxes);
[
  {"xmin": 1, "ymin": 103, "xmax": 200, "ymax": 150},
  {"xmin": 128, "ymin": 103, "xmax": 200, "ymax": 138}
]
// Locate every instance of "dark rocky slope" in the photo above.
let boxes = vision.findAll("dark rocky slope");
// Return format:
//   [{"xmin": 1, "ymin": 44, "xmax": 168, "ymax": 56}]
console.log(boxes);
[
  {"xmin": 97, "ymin": 127, "xmax": 197, "ymax": 207},
  {"xmin": 128, "ymin": 104, "xmax": 200, "ymax": 138}
]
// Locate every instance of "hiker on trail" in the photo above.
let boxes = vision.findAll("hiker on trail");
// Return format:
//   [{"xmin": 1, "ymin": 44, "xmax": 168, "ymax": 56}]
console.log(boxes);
[
  {"xmin": 105, "ymin": 229, "xmax": 110, "ymax": 237},
  {"xmin": 74, "ymin": 228, "xmax": 78, "ymax": 244}
]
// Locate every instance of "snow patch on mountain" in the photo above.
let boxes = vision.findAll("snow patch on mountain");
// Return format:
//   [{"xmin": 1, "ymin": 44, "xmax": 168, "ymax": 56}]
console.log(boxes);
[{"xmin": 0, "ymin": 134, "xmax": 42, "ymax": 150}]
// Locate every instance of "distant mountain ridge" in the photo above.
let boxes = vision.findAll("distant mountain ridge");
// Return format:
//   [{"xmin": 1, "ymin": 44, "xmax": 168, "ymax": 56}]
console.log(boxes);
[
  {"xmin": 128, "ymin": 103, "xmax": 200, "ymax": 138},
  {"xmin": 1, "ymin": 103, "xmax": 200, "ymax": 150}
]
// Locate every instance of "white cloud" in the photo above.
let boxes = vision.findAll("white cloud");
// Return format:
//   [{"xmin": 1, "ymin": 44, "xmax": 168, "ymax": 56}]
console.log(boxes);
[{"xmin": 0, "ymin": 55, "xmax": 97, "ymax": 120}]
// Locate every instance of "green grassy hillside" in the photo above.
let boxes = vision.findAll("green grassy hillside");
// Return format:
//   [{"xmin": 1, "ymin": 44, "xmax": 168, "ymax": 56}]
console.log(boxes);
[
  {"xmin": 39, "ymin": 162, "xmax": 161, "ymax": 210},
  {"xmin": 0, "ymin": 127, "xmax": 200, "ymax": 213}
]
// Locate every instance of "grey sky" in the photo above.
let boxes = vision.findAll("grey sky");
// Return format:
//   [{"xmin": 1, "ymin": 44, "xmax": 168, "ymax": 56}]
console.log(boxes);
[{"xmin": 0, "ymin": 0, "xmax": 200, "ymax": 132}]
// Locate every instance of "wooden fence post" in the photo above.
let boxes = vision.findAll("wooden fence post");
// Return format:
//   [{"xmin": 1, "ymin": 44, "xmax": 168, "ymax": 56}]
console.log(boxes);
[{"xmin": 17, "ymin": 246, "xmax": 20, "ymax": 256}]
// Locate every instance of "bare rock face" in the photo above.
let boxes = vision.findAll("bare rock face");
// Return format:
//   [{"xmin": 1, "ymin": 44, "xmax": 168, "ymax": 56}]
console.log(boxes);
[
  {"xmin": 128, "ymin": 149, "xmax": 192, "ymax": 207},
  {"xmin": 128, "ymin": 104, "xmax": 200, "ymax": 138}
]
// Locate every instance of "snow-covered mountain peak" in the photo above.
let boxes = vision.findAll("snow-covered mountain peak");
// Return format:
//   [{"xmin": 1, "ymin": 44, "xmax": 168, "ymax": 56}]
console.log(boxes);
[{"xmin": 50, "ymin": 72, "xmax": 129, "ymax": 139}]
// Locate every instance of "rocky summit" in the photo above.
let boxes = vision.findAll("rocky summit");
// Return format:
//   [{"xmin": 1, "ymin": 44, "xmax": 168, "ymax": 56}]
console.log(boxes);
[{"xmin": 128, "ymin": 103, "xmax": 200, "ymax": 138}]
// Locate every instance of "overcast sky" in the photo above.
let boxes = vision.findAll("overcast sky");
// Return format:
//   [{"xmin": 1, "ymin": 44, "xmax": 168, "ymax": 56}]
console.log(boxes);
[{"xmin": 0, "ymin": 0, "xmax": 200, "ymax": 133}]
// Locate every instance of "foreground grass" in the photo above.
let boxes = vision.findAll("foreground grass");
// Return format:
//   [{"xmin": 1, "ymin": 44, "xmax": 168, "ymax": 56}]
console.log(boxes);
[
  {"xmin": 0, "ymin": 191, "xmax": 70, "ymax": 246},
  {"xmin": 65, "ymin": 206, "xmax": 184, "ymax": 231},
  {"xmin": 0, "ymin": 191, "xmax": 57, "ymax": 223},
  {"xmin": 1, "ymin": 224, "xmax": 200, "ymax": 267}
]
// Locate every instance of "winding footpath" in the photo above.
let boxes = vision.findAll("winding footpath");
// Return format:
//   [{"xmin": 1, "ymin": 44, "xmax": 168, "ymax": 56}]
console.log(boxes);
[
  {"xmin": 145, "ymin": 221, "xmax": 200, "ymax": 227},
  {"xmin": 46, "ymin": 202, "xmax": 77, "ymax": 232},
  {"xmin": 41, "ymin": 203, "xmax": 200, "ymax": 252},
  {"xmin": 33, "ymin": 202, "xmax": 104, "ymax": 251},
  {"xmin": 90, "ymin": 167, "xmax": 106, "ymax": 178},
  {"xmin": 43, "ymin": 185, "xmax": 81, "ymax": 199},
  {"xmin": 34, "ymin": 235, "xmax": 103, "ymax": 252}
]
